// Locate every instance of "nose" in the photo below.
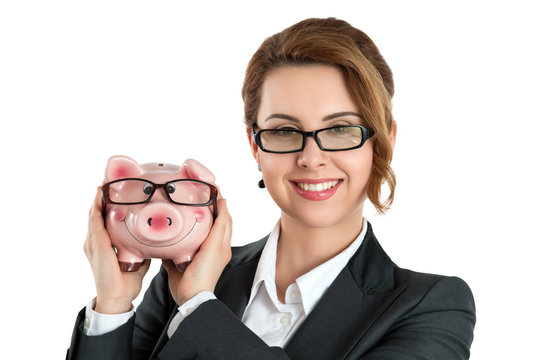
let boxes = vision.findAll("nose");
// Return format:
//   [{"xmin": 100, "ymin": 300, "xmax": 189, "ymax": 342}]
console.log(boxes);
[
  {"xmin": 296, "ymin": 136, "xmax": 327, "ymax": 170},
  {"xmin": 147, "ymin": 216, "xmax": 173, "ymax": 230},
  {"xmin": 137, "ymin": 203, "xmax": 183, "ymax": 241}
]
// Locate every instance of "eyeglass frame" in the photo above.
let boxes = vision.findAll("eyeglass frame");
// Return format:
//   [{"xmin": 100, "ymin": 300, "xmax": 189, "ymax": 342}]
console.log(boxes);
[
  {"xmin": 252, "ymin": 125, "xmax": 375, "ymax": 154},
  {"xmin": 101, "ymin": 178, "xmax": 218, "ymax": 220}
]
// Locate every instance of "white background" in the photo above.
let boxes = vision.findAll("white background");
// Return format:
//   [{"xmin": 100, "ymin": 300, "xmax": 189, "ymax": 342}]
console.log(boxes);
[{"xmin": 1, "ymin": 1, "xmax": 538, "ymax": 358}]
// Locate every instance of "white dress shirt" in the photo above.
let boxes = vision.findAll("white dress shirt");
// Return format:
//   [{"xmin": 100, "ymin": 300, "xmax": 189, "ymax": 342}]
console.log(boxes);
[
  {"xmin": 240, "ymin": 219, "xmax": 367, "ymax": 347},
  {"xmin": 84, "ymin": 219, "xmax": 368, "ymax": 348}
]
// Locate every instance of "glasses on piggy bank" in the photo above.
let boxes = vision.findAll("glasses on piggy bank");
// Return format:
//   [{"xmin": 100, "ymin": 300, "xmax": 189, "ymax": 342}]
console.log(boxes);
[
  {"xmin": 99, "ymin": 156, "xmax": 218, "ymax": 272},
  {"xmin": 102, "ymin": 178, "xmax": 218, "ymax": 219}
]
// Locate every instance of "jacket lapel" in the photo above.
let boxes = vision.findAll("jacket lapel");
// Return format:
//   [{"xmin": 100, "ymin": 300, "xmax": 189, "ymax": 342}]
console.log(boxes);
[
  {"xmin": 148, "ymin": 306, "xmax": 179, "ymax": 359},
  {"xmin": 284, "ymin": 223, "xmax": 406, "ymax": 360},
  {"xmin": 215, "ymin": 236, "xmax": 267, "ymax": 318}
]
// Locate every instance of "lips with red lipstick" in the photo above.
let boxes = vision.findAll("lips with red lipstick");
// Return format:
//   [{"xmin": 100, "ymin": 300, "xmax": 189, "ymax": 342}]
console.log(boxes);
[{"xmin": 290, "ymin": 178, "xmax": 343, "ymax": 201}]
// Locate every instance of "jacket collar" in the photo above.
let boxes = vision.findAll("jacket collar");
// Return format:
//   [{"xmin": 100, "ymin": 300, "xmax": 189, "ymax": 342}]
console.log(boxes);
[
  {"xmin": 347, "ymin": 221, "xmax": 397, "ymax": 294},
  {"xmin": 217, "ymin": 221, "xmax": 406, "ymax": 359},
  {"xmin": 214, "ymin": 236, "xmax": 267, "ymax": 318}
]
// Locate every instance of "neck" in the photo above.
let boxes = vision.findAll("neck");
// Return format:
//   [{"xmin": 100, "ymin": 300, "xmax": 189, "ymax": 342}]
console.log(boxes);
[{"xmin": 275, "ymin": 207, "xmax": 365, "ymax": 295}]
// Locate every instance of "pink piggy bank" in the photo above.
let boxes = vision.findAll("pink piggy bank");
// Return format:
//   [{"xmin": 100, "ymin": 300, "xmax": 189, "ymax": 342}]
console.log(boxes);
[{"xmin": 101, "ymin": 155, "xmax": 218, "ymax": 272}]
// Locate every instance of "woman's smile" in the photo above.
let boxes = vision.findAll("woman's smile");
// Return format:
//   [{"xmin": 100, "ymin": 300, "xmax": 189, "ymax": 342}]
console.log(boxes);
[{"xmin": 290, "ymin": 178, "xmax": 343, "ymax": 201}]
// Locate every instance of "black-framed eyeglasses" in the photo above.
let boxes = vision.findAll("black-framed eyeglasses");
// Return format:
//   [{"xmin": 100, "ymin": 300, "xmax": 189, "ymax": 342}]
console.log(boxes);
[
  {"xmin": 102, "ymin": 178, "xmax": 218, "ymax": 219},
  {"xmin": 253, "ymin": 125, "xmax": 374, "ymax": 154}
]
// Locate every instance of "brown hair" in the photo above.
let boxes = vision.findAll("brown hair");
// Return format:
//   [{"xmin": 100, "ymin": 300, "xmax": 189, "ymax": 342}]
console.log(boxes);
[{"xmin": 242, "ymin": 17, "xmax": 396, "ymax": 213}]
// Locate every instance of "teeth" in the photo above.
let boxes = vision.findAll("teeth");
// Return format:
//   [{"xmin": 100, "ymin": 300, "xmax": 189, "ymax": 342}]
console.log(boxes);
[{"xmin": 296, "ymin": 180, "xmax": 339, "ymax": 192}]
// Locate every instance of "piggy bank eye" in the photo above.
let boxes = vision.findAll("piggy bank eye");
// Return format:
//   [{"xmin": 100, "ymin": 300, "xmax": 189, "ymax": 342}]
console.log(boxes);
[
  {"xmin": 143, "ymin": 183, "xmax": 153, "ymax": 195},
  {"xmin": 167, "ymin": 183, "xmax": 176, "ymax": 194}
]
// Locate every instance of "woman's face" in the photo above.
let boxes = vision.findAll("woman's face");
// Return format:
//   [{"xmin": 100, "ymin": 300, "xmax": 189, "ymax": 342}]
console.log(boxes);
[{"xmin": 249, "ymin": 64, "xmax": 374, "ymax": 229}]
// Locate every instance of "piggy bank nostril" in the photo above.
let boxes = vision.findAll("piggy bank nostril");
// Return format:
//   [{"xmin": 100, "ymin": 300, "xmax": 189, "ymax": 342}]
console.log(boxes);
[{"xmin": 146, "ymin": 216, "xmax": 173, "ymax": 228}]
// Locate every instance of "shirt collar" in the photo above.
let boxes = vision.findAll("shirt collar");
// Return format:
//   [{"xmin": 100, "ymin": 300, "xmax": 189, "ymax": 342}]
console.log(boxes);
[
  {"xmin": 244, "ymin": 220, "xmax": 281, "ymax": 310},
  {"xmin": 245, "ymin": 218, "xmax": 368, "ymax": 315}
]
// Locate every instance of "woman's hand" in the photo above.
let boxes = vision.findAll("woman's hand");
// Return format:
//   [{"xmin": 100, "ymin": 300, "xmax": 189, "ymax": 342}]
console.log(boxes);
[
  {"xmin": 83, "ymin": 186, "xmax": 151, "ymax": 314},
  {"xmin": 163, "ymin": 195, "xmax": 232, "ymax": 307}
]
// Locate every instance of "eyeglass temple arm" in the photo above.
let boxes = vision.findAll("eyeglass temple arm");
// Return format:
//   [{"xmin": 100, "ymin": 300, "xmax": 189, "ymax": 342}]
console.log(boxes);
[
  {"xmin": 211, "ymin": 190, "xmax": 218, "ymax": 221},
  {"xmin": 101, "ymin": 190, "xmax": 107, "ymax": 220}
]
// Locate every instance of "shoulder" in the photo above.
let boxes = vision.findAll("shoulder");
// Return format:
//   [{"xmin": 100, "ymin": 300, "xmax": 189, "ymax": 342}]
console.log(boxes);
[
  {"xmin": 395, "ymin": 267, "xmax": 473, "ymax": 294},
  {"xmin": 355, "ymin": 223, "xmax": 475, "ymax": 330},
  {"xmin": 393, "ymin": 267, "xmax": 475, "ymax": 314},
  {"xmin": 356, "ymin": 222, "xmax": 474, "ymax": 307},
  {"xmin": 380, "ymin": 268, "xmax": 477, "ymax": 357}
]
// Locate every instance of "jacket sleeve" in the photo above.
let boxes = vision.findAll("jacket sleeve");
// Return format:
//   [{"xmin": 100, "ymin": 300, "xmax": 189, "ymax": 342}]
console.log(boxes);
[
  {"xmin": 159, "ymin": 299, "xmax": 293, "ymax": 360},
  {"xmin": 65, "ymin": 307, "xmax": 135, "ymax": 360},
  {"xmin": 359, "ymin": 276, "xmax": 476, "ymax": 360},
  {"xmin": 66, "ymin": 266, "xmax": 176, "ymax": 360}
]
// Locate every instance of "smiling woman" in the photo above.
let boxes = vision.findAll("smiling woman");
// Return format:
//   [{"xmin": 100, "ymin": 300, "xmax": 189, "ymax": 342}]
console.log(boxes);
[{"xmin": 67, "ymin": 17, "xmax": 475, "ymax": 360}]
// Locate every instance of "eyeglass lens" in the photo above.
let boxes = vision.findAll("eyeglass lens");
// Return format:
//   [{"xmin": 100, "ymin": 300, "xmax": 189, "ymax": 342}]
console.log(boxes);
[
  {"xmin": 107, "ymin": 179, "xmax": 212, "ymax": 205},
  {"xmin": 259, "ymin": 126, "xmax": 364, "ymax": 152}
]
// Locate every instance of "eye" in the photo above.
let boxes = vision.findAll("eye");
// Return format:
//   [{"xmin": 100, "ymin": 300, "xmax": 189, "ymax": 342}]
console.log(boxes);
[
  {"xmin": 330, "ymin": 126, "xmax": 347, "ymax": 134},
  {"xmin": 143, "ymin": 183, "xmax": 153, "ymax": 195},
  {"xmin": 270, "ymin": 127, "xmax": 298, "ymax": 137},
  {"xmin": 167, "ymin": 183, "xmax": 176, "ymax": 194},
  {"xmin": 274, "ymin": 130, "xmax": 295, "ymax": 137}
]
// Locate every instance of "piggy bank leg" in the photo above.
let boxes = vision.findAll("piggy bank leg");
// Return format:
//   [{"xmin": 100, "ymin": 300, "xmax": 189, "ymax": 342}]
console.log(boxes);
[
  {"xmin": 116, "ymin": 249, "xmax": 144, "ymax": 272},
  {"xmin": 119, "ymin": 261, "xmax": 143, "ymax": 272},
  {"xmin": 174, "ymin": 253, "xmax": 196, "ymax": 272},
  {"xmin": 176, "ymin": 262, "xmax": 189, "ymax": 272}
]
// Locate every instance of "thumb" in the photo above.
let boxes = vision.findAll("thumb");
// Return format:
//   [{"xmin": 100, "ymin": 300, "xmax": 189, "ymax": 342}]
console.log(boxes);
[
  {"xmin": 137, "ymin": 259, "xmax": 152, "ymax": 276},
  {"xmin": 162, "ymin": 259, "xmax": 183, "ymax": 279}
]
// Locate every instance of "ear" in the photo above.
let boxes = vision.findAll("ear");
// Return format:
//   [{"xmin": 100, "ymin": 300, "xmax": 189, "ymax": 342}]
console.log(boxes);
[
  {"xmin": 390, "ymin": 120, "xmax": 397, "ymax": 150},
  {"xmin": 105, "ymin": 155, "xmax": 144, "ymax": 182},
  {"xmin": 246, "ymin": 126, "xmax": 260, "ymax": 163},
  {"xmin": 178, "ymin": 159, "xmax": 216, "ymax": 184}
]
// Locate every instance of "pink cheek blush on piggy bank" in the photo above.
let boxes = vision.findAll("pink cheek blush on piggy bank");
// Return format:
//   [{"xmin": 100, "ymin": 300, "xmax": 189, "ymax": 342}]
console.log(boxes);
[{"xmin": 101, "ymin": 155, "xmax": 218, "ymax": 272}]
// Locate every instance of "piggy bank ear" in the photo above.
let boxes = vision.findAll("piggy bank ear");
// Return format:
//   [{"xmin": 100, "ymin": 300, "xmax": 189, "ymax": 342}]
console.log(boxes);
[
  {"xmin": 105, "ymin": 155, "xmax": 144, "ymax": 181},
  {"xmin": 178, "ymin": 159, "xmax": 216, "ymax": 184}
]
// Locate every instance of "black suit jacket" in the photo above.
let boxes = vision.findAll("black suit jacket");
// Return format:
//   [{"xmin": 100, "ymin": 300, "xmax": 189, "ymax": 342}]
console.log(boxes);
[{"xmin": 67, "ymin": 223, "xmax": 475, "ymax": 359}]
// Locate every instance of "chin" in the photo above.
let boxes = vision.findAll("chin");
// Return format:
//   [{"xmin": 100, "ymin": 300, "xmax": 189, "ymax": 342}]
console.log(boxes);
[{"xmin": 283, "ymin": 203, "xmax": 364, "ymax": 229}]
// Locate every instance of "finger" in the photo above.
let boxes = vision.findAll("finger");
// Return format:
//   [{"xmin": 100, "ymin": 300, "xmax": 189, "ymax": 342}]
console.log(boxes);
[
  {"xmin": 216, "ymin": 199, "xmax": 232, "ymax": 243},
  {"xmin": 88, "ymin": 187, "xmax": 105, "ymax": 232},
  {"xmin": 215, "ymin": 198, "xmax": 230, "ymax": 222},
  {"xmin": 162, "ymin": 259, "xmax": 176, "ymax": 275},
  {"xmin": 86, "ymin": 186, "xmax": 118, "ymax": 265},
  {"xmin": 85, "ymin": 187, "xmax": 103, "ymax": 257},
  {"xmin": 94, "ymin": 186, "xmax": 104, "ymax": 221},
  {"xmin": 204, "ymin": 201, "xmax": 229, "ymax": 243},
  {"xmin": 200, "ymin": 200, "xmax": 232, "ymax": 256},
  {"xmin": 162, "ymin": 259, "xmax": 184, "ymax": 283}
]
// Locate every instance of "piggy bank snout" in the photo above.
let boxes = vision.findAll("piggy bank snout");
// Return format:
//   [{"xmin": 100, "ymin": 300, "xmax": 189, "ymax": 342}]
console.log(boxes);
[
  {"xmin": 146, "ymin": 215, "xmax": 173, "ymax": 229},
  {"xmin": 136, "ymin": 204, "xmax": 183, "ymax": 241}
]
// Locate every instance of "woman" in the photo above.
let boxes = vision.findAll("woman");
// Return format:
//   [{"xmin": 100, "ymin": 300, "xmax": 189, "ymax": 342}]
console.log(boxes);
[{"xmin": 68, "ymin": 18, "xmax": 475, "ymax": 359}]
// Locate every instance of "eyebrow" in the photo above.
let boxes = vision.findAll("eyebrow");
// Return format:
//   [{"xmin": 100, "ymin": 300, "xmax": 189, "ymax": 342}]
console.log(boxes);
[
  {"xmin": 323, "ymin": 112, "xmax": 363, "ymax": 121},
  {"xmin": 264, "ymin": 111, "xmax": 362, "ymax": 122},
  {"xmin": 264, "ymin": 113, "xmax": 299, "ymax": 122}
]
